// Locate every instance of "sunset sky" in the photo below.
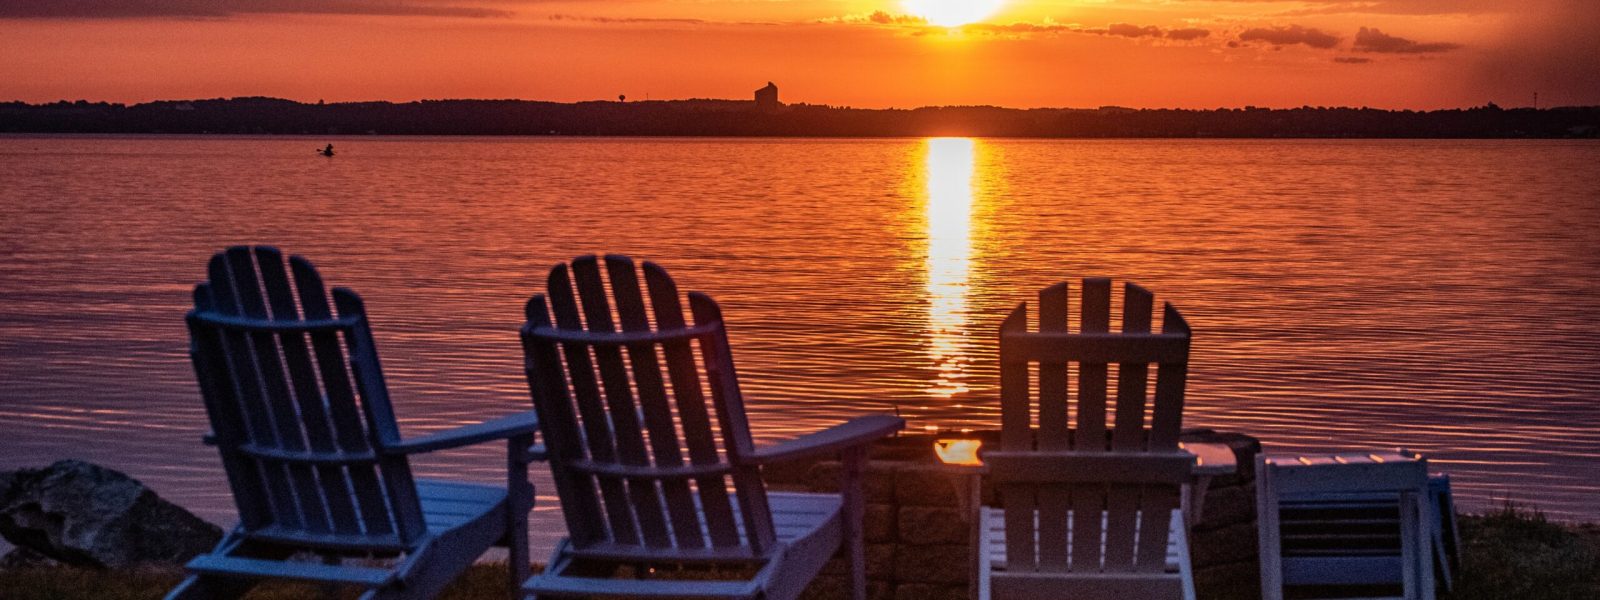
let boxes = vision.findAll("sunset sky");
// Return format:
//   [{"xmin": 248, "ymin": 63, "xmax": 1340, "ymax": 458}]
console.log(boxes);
[{"xmin": 3, "ymin": 0, "xmax": 1597, "ymax": 109}]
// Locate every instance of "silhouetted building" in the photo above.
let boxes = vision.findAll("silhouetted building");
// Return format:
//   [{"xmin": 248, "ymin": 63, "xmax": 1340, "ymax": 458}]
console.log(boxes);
[{"xmin": 755, "ymin": 82, "xmax": 780, "ymax": 112}]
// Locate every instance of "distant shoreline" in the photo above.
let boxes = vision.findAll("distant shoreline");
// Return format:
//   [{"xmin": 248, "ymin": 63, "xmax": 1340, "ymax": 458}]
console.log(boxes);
[{"xmin": 4, "ymin": 97, "xmax": 1598, "ymax": 138}]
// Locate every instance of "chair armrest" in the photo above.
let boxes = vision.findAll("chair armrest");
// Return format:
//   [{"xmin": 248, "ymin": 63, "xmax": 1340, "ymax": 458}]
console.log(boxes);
[
  {"xmin": 385, "ymin": 411, "xmax": 539, "ymax": 455},
  {"xmin": 747, "ymin": 415, "xmax": 904, "ymax": 465},
  {"xmin": 523, "ymin": 443, "xmax": 549, "ymax": 463}
]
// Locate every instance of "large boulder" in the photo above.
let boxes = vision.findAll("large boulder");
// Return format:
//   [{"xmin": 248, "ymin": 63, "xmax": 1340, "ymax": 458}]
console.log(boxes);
[{"xmin": 0, "ymin": 460, "xmax": 222, "ymax": 568}]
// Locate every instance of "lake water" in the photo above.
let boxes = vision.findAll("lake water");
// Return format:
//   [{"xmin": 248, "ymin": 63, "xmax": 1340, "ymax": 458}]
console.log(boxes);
[{"xmin": 2, "ymin": 136, "xmax": 1598, "ymax": 554}]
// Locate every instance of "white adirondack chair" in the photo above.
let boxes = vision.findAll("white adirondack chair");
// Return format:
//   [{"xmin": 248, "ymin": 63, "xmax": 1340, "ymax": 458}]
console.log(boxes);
[
  {"xmin": 518, "ymin": 255, "xmax": 904, "ymax": 600},
  {"xmin": 977, "ymin": 278, "xmax": 1197, "ymax": 600},
  {"xmin": 1256, "ymin": 452, "xmax": 1436, "ymax": 600},
  {"xmin": 170, "ymin": 246, "xmax": 538, "ymax": 600}
]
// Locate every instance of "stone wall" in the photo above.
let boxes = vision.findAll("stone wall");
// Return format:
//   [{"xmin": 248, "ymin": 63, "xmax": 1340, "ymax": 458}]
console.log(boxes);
[{"xmin": 765, "ymin": 430, "xmax": 1263, "ymax": 600}]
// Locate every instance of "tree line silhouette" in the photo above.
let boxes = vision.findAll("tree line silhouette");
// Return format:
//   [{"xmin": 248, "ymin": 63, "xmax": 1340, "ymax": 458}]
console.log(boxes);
[{"xmin": 2, "ymin": 97, "xmax": 1596, "ymax": 138}]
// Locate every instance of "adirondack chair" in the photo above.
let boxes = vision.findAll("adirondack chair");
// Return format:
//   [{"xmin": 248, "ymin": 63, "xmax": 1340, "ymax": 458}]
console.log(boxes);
[
  {"xmin": 518, "ymin": 255, "xmax": 905, "ymax": 600},
  {"xmin": 1256, "ymin": 451, "xmax": 1436, "ymax": 600},
  {"xmin": 977, "ymin": 278, "xmax": 1197, "ymax": 600},
  {"xmin": 169, "ymin": 246, "xmax": 539, "ymax": 600}
]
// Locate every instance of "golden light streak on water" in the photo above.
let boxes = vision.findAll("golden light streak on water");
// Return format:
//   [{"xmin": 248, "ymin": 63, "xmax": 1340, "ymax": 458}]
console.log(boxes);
[{"xmin": 923, "ymin": 138, "xmax": 976, "ymax": 399}]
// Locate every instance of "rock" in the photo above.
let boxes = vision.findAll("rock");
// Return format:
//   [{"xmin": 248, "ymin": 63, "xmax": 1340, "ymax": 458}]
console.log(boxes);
[
  {"xmin": 893, "ymin": 467, "xmax": 961, "ymax": 507},
  {"xmin": 864, "ymin": 503, "xmax": 896, "ymax": 543},
  {"xmin": 898, "ymin": 506, "xmax": 966, "ymax": 545},
  {"xmin": 0, "ymin": 546, "xmax": 58, "ymax": 570},
  {"xmin": 820, "ymin": 543, "xmax": 895, "ymax": 577},
  {"xmin": 0, "ymin": 460, "xmax": 222, "ymax": 568},
  {"xmin": 1193, "ymin": 483, "xmax": 1257, "ymax": 532},
  {"xmin": 892, "ymin": 543, "xmax": 968, "ymax": 584},
  {"xmin": 1191, "ymin": 521, "xmax": 1260, "ymax": 568},
  {"xmin": 1194, "ymin": 560, "xmax": 1263, "ymax": 600},
  {"xmin": 800, "ymin": 575, "xmax": 893, "ymax": 600},
  {"xmin": 807, "ymin": 461, "xmax": 897, "ymax": 503},
  {"xmin": 892, "ymin": 582, "xmax": 968, "ymax": 600}
]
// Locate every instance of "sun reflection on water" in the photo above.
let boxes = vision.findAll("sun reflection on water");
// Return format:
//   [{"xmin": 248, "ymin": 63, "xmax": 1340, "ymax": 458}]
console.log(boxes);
[{"xmin": 924, "ymin": 137, "xmax": 976, "ymax": 399}]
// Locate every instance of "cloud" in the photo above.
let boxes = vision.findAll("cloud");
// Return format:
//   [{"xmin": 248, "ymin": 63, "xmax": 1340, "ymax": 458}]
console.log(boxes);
[
  {"xmin": 1238, "ymin": 25, "xmax": 1341, "ymax": 49},
  {"xmin": 0, "ymin": 0, "xmax": 511, "ymax": 19},
  {"xmin": 1274, "ymin": 0, "xmax": 1513, "ymax": 17},
  {"xmin": 966, "ymin": 20, "xmax": 1212, "ymax": 43},
  {"xmin": 1106, "ymin": 23, "xmax": 1163, "ymax": 38},
  {"xmin": 818, "ymin": 11, "xmax": 926, "ymax": 26},
  {"xmin": 1353, "ymin": 26, "xmax": 1461, "ymax": 53},
  {"xmin": 1334, "ymin": 56, "xmax": 1374, "ymax": 63},
  {"xmin": 548, "ymin": 14, "xmax": 708, "ymax": 25}
]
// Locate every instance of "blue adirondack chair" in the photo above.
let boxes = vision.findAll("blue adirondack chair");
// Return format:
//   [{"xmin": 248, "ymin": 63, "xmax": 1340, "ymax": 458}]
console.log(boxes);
[
  {"xmin": 169, "ymin": 246, "xmax": 539, "ymax": 600},
  {"xmin": 519, "ymin": 255, "xmax": 904, "ymax": 600}
]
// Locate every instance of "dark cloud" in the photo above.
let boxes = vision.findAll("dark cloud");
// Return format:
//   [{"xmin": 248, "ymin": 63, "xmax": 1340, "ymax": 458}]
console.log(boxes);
[
  {"xmin": 1167, "ymin": 28, "xmax": 1211, "ymax": 41},
  {"xmin": 865, "ymin": 10, "xmax": 925, "ymax": 25},
  {"xmin": 0, "ymin": 0, "xmax": 511, "ymax": 19},
  {"xmin": 1334, "ymin": 56, "xmax": 1373, "ymax": 63},
  {"xmin": 548, "ymin": 14, "xmax": 707, "ymax": 25},
  {"xmin": 1106, "ymin": 23, "xmax": 1163, "ymax": 38},
  {"xmin": 1353, "ymin": 27, "xmax": 1461, "ymax": 53},
  {"xmin": 1238, "ymin": 25, "xmax": 1341, "ymax": 49}
]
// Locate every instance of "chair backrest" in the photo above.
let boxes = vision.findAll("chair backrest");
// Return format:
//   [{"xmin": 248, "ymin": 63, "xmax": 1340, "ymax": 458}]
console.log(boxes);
[
  {"xmin": 990, "ymin": 278, "xmax": 1192, "ymax": 575},
  {"xmin": 186, "ymin": 246, "xmax": 425, "ymax": 551},
  {"xmin": 520, "ymin": 255, "xmax": 776, "ymax": 558}
]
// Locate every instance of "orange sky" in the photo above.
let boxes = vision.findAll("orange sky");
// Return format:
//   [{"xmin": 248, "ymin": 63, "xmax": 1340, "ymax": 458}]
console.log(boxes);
[{"xmin": 2, "ymin": 0, "xmax": 1597, "ymax": 109}]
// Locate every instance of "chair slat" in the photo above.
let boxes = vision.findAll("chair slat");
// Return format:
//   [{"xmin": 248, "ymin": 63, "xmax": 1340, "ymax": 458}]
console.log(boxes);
[
  {"xmin": 606, "ymin": 256, "xmax": 705, "ymax": 549},
  {"xmin": 1113, "ymin": 283, "xmax": 1154, "ymax": 450},
  {"xmin": 999, "ymin": 305, "xmax": 1031, "ymax": 451},
  {"xmin": 644, "ymin": 263, "xmax": 741, "ymax": 548},
  {"xmin": 257, "ymin": 249, "xmax": 360, "ymax": 535},
  {"xmin": 187, "ymin": 284, "xmax": 272, "ymax": 531},
  {"xmin": 523, "ymin": 296, "xmax": 609, "ymax": 546},
  {"xmin": 690, "ymin": 293, "xmax": 776, "ymax": 553},
  {"xmin": 1147, "ymin": 304, "xmax": 1190, "ymax": 450},
  {"xmin": 999, "ymin": 305, "xmax": 1037, "ymax": 571},
  {"xmin": 573, "ymin": 257, "xmax": 673, "ymax": 549},
  {"xmin": 1036, "ymin": 283, "xmax": 1070, "ymax": 570},
  {"xmin": 290, "ymin": 258, "xmax": 393, "ymax": 537},
  {"xmin": 334, "ymin": 289, "xmax": 426, "ymax": 544},
  {"xmin": 547, "ymin": 263, "xmax": 641, "ymax": 546},
  {"xmin": 209, "ymin": 252, "xmax": 304, "ymax": 532},
  {"xmin": 1105, "ymin": 283, "xmax": 1155, "ymax": 569},
  {"xmin": 1071, "ymin": 277, "xmax": 1112, "ymax": 572},
  {"xmin": 236, "ymin": 248, "xmax": 332, "ymax": 536}
]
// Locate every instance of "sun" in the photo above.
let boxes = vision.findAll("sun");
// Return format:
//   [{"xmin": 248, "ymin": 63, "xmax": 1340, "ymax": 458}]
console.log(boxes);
[{"xmin": 902, "ymin": 0, "xmax": 1005, "ymax": 27}]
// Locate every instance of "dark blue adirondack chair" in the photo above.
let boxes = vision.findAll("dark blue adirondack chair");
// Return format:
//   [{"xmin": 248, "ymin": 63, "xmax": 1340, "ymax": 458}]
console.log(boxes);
[
  {"xmin": 519, "ymin": 256, "xmax": 904, "ymax": 600},
  {"xmin": 169, "ymin": 246, "xmax": 539, "ymax": 600}
]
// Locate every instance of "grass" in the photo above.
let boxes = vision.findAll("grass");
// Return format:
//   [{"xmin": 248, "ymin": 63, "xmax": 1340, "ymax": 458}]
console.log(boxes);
[
  {"xmin": 2, "ymin": 506, "xmax": 1596, "ymax": 599},
  {"xmin": 0, "ymin": 562, "xmax": 515, "ymax": 600},
  {"xmin": 1447, "ymin": 504, "xmax": 1600, "ymax": 600}
]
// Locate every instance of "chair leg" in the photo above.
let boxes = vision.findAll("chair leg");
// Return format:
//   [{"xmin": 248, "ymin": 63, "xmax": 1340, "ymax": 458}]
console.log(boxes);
[
  {"xmin": 840, "ymin": 446, "xmax": 867, "ymax": 600},
  {"xmin": 508, "ymin": 434, "xmax": 535, "ymax": 598},
  {"xmin": 1256, "ymin": 458, "xmax": 1284, "ymax": 600}
]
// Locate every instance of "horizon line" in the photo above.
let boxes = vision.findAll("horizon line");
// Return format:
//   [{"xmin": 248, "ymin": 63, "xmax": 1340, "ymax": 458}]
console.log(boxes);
[{"xmin": 8, "ymin": 95, "xmax": 1589, "ymax": 112}]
